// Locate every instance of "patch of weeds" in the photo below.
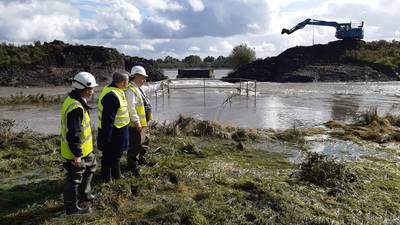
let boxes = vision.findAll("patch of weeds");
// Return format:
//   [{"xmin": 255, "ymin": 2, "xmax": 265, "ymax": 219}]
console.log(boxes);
[
  {"xmin": 150, "ymin": 115, "xmax": 234, "ymax": 139},
  {"xmin": 0, "ymin": 119, "xmax": 61, "ymax": 176},
  {"xmin": 0, "ymin": 92, "xmax": 64, "ymax": 105},
  {"xmin": 295, "ymin": 153, "xmax": 357, "ymax": 188},
  {"xmin": 324, "ymin": 120, "xmax": 346, "ymax": 129},
  {"xmin": 385, "ymin": 114, "xmax": 400, "ymax": 127},
  {"xmin": 357, "ymin": 106, "xmax": 379, "ymax": 125},
  {"xmin": 232, "ymin": 128, "xmax": 248, "ymax": 142},
  {"xmin": 273, "ymin": 124, "xmax": 306, "ymax": 147},
  {"xmin": 180, "ymin": 143, "xmax": 206, "ymax": 158}
]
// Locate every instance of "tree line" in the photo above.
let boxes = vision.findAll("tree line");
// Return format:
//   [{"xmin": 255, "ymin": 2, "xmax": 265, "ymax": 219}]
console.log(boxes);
[
  {"xmin": 0, "ymin": 41, "xmax": 257, "ymax": 70},
  {"xmin": 154, "ymin": 43, "xmax": 257, "ymax": 69}
]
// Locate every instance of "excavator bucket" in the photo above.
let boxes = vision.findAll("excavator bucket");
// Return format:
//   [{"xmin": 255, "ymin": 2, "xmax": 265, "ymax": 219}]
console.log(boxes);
[{"xmin": 281, "ymin": 28, "xmax": 289, "ymax": 35}]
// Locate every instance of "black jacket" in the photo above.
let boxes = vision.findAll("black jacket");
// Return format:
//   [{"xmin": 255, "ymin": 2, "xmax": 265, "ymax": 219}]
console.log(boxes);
[
  {"xmin": 66, "ymin": 90, "xmax": 91, "ymax": 158},
  {"xmin": 97, "ymin": 83, "xmax": 129, "ymax": 153}
]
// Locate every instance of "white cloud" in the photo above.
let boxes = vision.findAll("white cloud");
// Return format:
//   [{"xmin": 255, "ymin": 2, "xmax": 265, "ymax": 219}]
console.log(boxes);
[
  {"xmin": 209, "ymin": 41, "xmax": 233, "ymax": 54},
  {"xmin": 135, "ymin": 0, "xmax": 184, "ymax": 11},
  {"xmin": 188, "ymin": 46, "xmax": 201, "ymax": 51},
  {"xmin": 188, "ymin": 0, "xmax": 205, "ymax": 12},
  {"xmin": 253, "ymin": 42, "xmax": 276, "ymax": 54},
  {"xmin": 1, "ymin": 0, "xmax": 400, "ymax": 60},
  {"xmin": 0, "ymin": 0, "xmax": 79, "ymax": 41}
]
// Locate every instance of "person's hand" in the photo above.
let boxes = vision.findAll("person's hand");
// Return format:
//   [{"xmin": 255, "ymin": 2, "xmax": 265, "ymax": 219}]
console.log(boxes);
[
  {"xmin": 72, "ymin": 156, "xmax": 82, "ymax": 166},
  {"xmin": 136, "ymin": 126, "xmax": 142, "ymax": 132}
]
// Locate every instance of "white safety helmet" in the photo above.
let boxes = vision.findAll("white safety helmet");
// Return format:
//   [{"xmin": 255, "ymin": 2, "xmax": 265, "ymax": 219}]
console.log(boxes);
[
  {"xmin": 130, "ymin": 65, "xmax": 148, "ymax": 77},
  {"xmin": 72, "ymin": 72, "xmax": 99, "ymax": 89}
]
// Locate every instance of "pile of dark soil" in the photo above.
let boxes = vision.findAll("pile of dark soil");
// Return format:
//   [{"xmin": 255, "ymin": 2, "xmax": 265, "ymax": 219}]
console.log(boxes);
[
  {"xmin": 224, "ymin": 40, "xmax": 400, "ymax": 82},
  {"xmin": 0, "ymin": 40, "xmax": 166, "ymax": 86}
]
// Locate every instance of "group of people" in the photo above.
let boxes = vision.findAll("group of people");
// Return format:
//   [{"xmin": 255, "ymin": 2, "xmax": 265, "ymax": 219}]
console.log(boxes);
[{"xmin": 60, "ymin": 66, "xmax": 166, "ymax": 215}]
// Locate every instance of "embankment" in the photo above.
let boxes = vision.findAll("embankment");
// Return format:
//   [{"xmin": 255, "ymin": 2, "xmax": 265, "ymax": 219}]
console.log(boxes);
[
  {"xmin": 0, "ymin": 40, "xmax": 166, "ymax": 87},
  {"xmin": 225, "ymin": 40, "xmax": 400, "ymax": 82}
]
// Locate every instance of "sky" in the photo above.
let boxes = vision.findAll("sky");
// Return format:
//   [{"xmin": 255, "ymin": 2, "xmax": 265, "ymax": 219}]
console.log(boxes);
[{"xmin": 0, "ymin": 0, "xmax": 399, "ymax": 60}]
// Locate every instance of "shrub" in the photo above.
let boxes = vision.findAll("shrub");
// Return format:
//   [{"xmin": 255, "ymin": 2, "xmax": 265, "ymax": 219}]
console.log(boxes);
[{"xmin": 229, "ymin": 43, "xmax": 256, "ymax": 69}]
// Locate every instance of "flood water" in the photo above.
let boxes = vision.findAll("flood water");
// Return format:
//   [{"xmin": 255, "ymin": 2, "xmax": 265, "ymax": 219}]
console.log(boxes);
[{"xmin": 1, "ymin": 68, "xmax": 400, "ymax": 134}]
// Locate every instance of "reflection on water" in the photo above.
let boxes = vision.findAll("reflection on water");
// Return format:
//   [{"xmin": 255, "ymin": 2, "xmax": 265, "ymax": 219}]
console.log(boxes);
[
  {"xmin": 1, "ymin": 74, "xmax": 400, "ymax": 134},
  {"xmin": 309, "ymin": 139, "xmax": 389, "ymax": 161}
]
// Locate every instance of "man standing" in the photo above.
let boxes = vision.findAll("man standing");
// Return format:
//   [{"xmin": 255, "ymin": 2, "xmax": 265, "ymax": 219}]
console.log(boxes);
[
  {"xmin": 97, "ymin": 71, "xmax": 130, "ymax": 182},
  {"xmin": 125, "ymin": 65, "xmax": 166, "ymax": 175},
  {"xmin": 61, "ymin": 72, "xmax": 98, "ymax": 215}
]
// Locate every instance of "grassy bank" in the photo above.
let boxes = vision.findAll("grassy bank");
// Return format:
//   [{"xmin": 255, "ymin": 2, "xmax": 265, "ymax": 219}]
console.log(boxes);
[
  {"xmin": 345, "ymin": 40, "xmax": 400, "ymax": 69},
  {"xmin": 1, "ymin": 114, "xmax": 400, "ymax": 224},
  {"xmin": 0, "ymin": 92, "xmax": 64, "ymax": 105}
]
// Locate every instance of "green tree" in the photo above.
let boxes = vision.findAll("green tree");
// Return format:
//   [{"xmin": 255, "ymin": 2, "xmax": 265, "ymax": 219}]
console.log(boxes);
[
  {"xmin": 182, "ymin": 55, "xmax": 202, "ymax": 65},
  {"xmin": 229, "ymin": 43, "xmax": 256, "ymax": 69},
  {"xmin": 164, "ymin": 56, "xmax": 180, "ymax": 64},
  {"xmin": 203, "ymin": 56, "xmax": 215, "ymax": 63}
]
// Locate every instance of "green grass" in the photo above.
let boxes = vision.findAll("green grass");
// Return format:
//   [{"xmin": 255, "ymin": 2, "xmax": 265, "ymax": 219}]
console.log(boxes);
[
  {"xmin": 2, "ymin": 117, "xmax": 400, "ymax": 224},
  {"xmin": 344, "ymin": 40, "xmax": 400, "ymax": 69},
  {"xmin": 0, "ymin": 92, "xmax": 65, "ymax": 105}
]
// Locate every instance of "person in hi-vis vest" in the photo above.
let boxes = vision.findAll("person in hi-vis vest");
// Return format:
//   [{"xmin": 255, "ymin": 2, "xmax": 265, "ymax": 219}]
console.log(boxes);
[
  {"xmin": 60, "ymin": 72, "xmax": 98, "ymax": 215},
  {"xmin": 97, "ymin": 71, "xmax": 130, "ymax": 182},
  {"xmin": 125, "ymin": 65, "xmax": 167, "ymax": 175}
]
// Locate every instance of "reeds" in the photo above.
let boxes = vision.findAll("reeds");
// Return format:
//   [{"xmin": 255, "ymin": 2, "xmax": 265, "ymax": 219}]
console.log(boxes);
[{"xmin": 0, "ymin": 92, "xmax": 64, "ymax": 105}]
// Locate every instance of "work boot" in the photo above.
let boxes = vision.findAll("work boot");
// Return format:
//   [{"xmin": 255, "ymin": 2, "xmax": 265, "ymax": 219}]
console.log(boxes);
[
  {"xmin": 79, "ymin": 171, "xmax": 94, "ymax": 202},
  {"xmin": 138, "ymin": 155, "xmax": 156, "ymax": 167},
  {"xmin": 101, "ymin": 165, "xmax": 112, "ymax": 183},
  {"xmin": 79, "ymin": 193, "xmax": 95, "ymax": 203},
  {"xmin": 111, "ymin": 161, "xmax": 123, "ymax": 179},
  {"xmin": 65, "ymin": 184, "xmax": 92, "ymax": 215}
]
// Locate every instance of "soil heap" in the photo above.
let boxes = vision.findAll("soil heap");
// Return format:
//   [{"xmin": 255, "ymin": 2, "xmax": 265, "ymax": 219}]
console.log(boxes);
[
  {"xmin": 0, "ymin": 40, "xmax": 166, "ymax": 86},
  {"xmin": 224, "ymin": 40, "xmax": 400, "ymax": 82}
]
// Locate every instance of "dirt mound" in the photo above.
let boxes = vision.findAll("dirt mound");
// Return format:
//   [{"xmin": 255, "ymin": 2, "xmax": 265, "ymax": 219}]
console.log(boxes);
[
  {"xmin": 0, "ymin": 40, "xmax": 166, "ymax": 86},
  {"xmin": 224, "ymin": 40, "xmax": 400, "ymax": 82}
]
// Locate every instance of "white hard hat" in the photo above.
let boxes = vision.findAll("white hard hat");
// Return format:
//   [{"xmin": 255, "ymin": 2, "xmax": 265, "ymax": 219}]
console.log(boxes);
[
  {"xmin": 130, "ymin": 65, "xmax": 148, "ymax": 77},
  {"xmin": 72, "ymin": 72, "xmax": 98, "ymax": 89}
]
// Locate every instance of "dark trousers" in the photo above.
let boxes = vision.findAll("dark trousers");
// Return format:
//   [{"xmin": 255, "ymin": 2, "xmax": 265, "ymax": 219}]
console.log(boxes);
[
  {"xmin": 63, "ymin": 152, "xmax": 97, "ymax": 212},
  {"xmin": 127, "ymin": 127, "xmax": 149, "ymax": 172},
  {"xmin": 101, "ymin": 148, "xmax": 124, "ymax": 182}
]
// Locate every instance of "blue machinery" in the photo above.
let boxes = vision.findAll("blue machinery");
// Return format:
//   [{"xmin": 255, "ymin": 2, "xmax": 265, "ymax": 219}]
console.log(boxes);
[{"xmin": 282, "ymin": 18, "xmax": 364, "ymax": 40}]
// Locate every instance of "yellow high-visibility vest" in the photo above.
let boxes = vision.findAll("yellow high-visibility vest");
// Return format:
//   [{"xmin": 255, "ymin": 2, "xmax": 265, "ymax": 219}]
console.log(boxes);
[
  {"xmin": 98, "ymin": 86, "xmax": 130, "ymax": 128},
  {"xmin": 60, "ymin": 97, "xmax": 93, "ymax": 160},
  {"xmin": 126, "ymin": 84, "xmax": 150, "ymax": 127}
]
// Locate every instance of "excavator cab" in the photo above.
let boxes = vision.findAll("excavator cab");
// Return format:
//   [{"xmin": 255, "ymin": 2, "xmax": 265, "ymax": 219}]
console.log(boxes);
[{"xmin": 336, "ymin": 21, "xmax": 364, "ymax": 39}]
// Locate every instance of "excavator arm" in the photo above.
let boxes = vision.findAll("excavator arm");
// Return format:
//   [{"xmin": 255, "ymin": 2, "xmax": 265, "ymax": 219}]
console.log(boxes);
[{"xmin": 282, "ymin": 18, "xmax": 339, "ymax": 35}]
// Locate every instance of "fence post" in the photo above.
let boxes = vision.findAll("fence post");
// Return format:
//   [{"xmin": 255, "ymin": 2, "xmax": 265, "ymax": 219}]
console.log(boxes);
[
  {"xmin": 239, "ymin": 79, "xmax": 242, "ymax": 94},
  {"xmin": 246, "ymin": 80, "xmax": 249, "ymax": 97},
  {"xmin": 254, "ymin": 80, "xmax": 257, "ymax": 97},
  {"xmin": 203, "ymin": 79, "xmax": 206, "ymax": 98}
]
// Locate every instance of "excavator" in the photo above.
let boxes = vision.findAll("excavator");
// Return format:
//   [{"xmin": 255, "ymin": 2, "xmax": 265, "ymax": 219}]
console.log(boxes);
[{"xmin": 281, "ymin": 18, "xmax": 364, "ymax": 40}]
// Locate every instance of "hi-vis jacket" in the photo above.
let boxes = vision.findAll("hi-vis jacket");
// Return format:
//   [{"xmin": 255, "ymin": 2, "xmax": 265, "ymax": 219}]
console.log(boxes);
[
  {"xmin": 126, "ymin": 83, "xmax": 153, "ymax": 127},
  {"xmin": 60, "ymin": 97, "xmax": 93, "ymax": 160},
  {"xmin": 98, "ymin": 86, "xmax": 130, "ymax": 128}
]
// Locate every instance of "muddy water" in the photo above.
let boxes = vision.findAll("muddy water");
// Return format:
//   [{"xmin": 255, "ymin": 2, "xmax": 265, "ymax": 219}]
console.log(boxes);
[{"xmin": 1, "ymin": 69, "xmax": 400, "ymax": 134}]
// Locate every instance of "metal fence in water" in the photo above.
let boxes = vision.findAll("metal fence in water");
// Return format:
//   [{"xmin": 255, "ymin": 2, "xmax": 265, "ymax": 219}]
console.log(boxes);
[{"xmin": 154, "ymin": 78, "xmax": 257, "ymax": 100}]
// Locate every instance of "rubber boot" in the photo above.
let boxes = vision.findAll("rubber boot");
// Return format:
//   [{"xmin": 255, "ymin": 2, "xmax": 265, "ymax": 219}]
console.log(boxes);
[
  {"xmin": 64, "ymin": 184, "xmax": 91, "ymax": 215},
  {"xmin": 111, "ymin": 161, "xmax": 123, "ymax": 179},
  {"xmin": 101, "ymin": 165, "xmax": 112, "ymax": 183},
  {"xmin": 78, "ymin": 172, "xmax": 95, "ymax": 203}
]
